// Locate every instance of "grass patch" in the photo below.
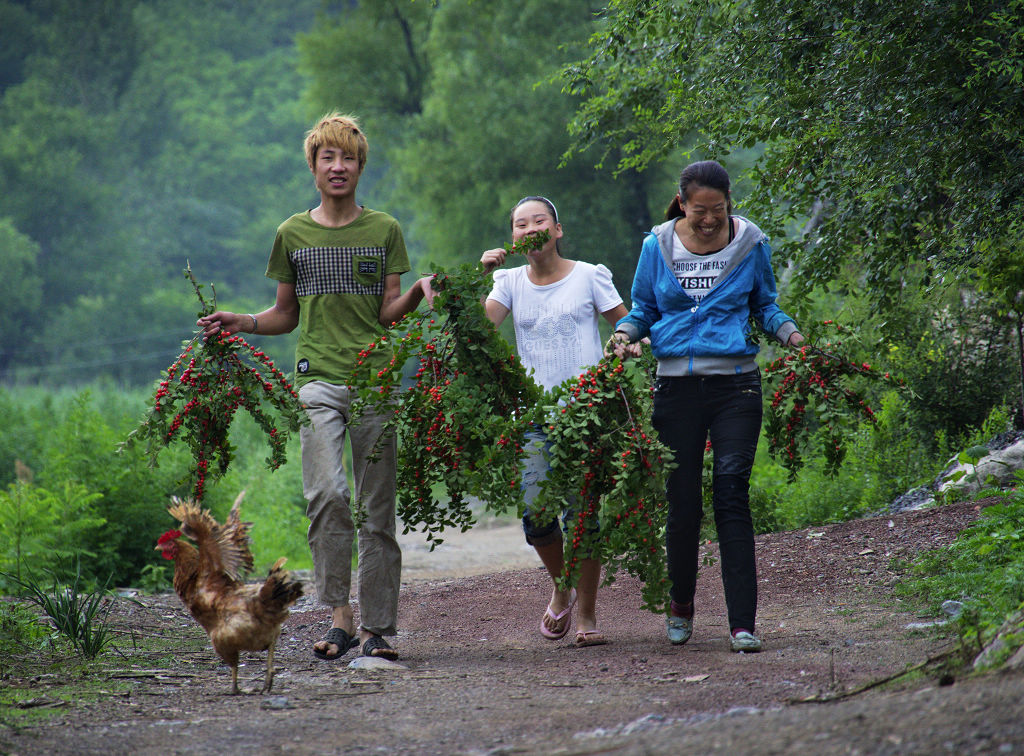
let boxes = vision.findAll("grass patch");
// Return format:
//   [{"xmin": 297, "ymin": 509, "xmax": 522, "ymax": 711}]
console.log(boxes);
[
  {"xmin": 0, "ymin": 591, "xmax": 213, "ymax": 728},
  {"xmin": 2, "ymin": 563, "xmax": 120, "ymax": 658},
  {"xmin": 0, "ymin": 669, "xmax": 135, "ymax": 727},
  {"xmin": 895, "ymin": 488, "xmax": 1024, "ymax": 665}
]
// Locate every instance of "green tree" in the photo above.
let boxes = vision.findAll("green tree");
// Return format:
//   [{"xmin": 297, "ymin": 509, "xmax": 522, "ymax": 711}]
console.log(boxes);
[
  {"xmin": 299, "ymin": 0, "xmax": 675, "ymax": 292},
  {"xmin": 974, "ymin": 226, "xmax": 1024, "ymax": 426},
  {"xmin": 562, "ymin": 0, "xmax": 1024, "ymax": 307},
  {"xmin": 0, "ymin": 0, "xmax": 318, "ymax": 385},
  {"xmin": 0, "ymin": 220, "xmax": 42, "ymax": 377},
  {"xmin": 299, "ymin": 0, "xmax": 432, "ymax": 124},
  {"xmin": 0, "ymin": 1, "xmax": 41, "ymax": 92},
  {"xmin": 0, "ymin": 462, "xmax": 106, "ymax": 590}
]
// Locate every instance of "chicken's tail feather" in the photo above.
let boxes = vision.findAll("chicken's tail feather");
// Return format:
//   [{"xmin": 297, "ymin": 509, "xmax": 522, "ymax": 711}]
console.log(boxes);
[{"xmin": 260, "ymin": 558, "xmax": 304, "ymax": 607}]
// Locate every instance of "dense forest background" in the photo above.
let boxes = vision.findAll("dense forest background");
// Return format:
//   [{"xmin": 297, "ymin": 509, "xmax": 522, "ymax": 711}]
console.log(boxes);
[
  {"xmin": 1, "ymin": 0, "xmax": 1022, "ymax": 587},
  {"xmin": 0, "ymin": 0, "xmax": 681, "ymax": 386}
]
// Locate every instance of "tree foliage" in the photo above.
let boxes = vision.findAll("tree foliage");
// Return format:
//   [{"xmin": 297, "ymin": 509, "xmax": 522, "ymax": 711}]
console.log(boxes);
[
  {"xmin": 562, "ymin": 0, "xmax": 1024, "ymax": 308},
  {"xmin": 0, "ymin": 468, "xmax": 105, "ymax": 592},
  {"xmin": 1, "ymin": 0, "xmax": 1019, "ymax": 484},
  {"xmin": 297, "ymin": 0, "xmax": 674, "ymax": 291},
  {"xmin": 0, "ymin": 0, "xmax": 319, "ymax": 384}
]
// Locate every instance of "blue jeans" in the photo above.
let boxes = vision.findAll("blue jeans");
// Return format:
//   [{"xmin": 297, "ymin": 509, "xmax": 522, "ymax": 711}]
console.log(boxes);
[
  {"xmin": 520, "ymin": 426, "xmax": 598, "ymax": 547},
  {"xmin": 652, "ymin": 371, "xmax": 762, "ymax": 632}
]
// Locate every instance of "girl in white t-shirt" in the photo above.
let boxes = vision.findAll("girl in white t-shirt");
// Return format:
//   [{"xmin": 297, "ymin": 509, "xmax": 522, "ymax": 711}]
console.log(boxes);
[{"xmin": 481, "ymin": 196, "xmax": 630, "ymax": 647}]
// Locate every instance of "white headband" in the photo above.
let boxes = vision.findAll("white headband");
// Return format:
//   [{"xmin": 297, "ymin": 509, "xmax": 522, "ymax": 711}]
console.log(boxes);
[{"xmin": 515, "ymin": 196, "xmax": 558, "ymax": 224}]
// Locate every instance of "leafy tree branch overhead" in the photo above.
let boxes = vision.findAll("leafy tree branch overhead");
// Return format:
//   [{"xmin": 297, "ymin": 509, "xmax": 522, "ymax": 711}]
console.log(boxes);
[{"xmin": 562, "ymin": 0, "xmax": 1024, "ymax": 309}]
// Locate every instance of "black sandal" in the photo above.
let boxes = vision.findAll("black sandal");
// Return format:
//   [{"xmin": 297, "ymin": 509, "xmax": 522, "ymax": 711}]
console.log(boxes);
[
  {"xmin": 361, "ymin": 634, "xmax": 399, "ymax": 661},
  {"xmin": 313, "ymin": 627, "xmax": 358, "ymax": 661}
]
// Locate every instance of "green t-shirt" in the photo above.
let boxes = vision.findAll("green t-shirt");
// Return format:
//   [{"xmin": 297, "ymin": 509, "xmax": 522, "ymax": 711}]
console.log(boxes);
[{"xmin": 265, "ymin": 208, "xmax": 410, "ymax": 387}]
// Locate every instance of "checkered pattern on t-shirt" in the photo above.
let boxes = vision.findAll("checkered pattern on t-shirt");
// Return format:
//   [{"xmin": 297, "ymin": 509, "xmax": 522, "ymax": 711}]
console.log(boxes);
[{"xmin": 289, "ymin": 246, "xmax": 387, "ymax": 296}]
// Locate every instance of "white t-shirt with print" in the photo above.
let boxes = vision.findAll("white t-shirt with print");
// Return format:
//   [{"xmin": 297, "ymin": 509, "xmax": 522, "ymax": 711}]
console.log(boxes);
[{"xmin": 487, "ymin": 261, "xmax": 622, "ymax": 392}]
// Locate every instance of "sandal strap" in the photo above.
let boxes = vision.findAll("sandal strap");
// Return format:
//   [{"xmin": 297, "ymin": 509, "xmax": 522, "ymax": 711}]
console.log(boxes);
[
  {"xmin": 362, "ymin": 635, "xmax": 398, "ymax": 659},
  {"xmin": 323, "ymin": 627, "xmax": 355, "ymax": 649}
]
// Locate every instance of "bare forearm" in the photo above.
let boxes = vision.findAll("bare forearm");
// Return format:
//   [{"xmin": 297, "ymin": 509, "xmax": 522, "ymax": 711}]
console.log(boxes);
[
  {"xmin": 198, "ymin": 279, "xmax": 299, "ymax": 339},
  {"xmin": 379, "ymin": 277, "xmax": 432, "ymax": 326},
  {"xmin": 248, "ymin": 306, "xmax": 299, "ymax": 335}
]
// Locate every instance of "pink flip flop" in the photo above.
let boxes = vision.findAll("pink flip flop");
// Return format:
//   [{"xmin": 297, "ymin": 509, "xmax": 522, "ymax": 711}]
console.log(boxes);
[
  {"xmin": 575, "ymin": 630, "xmax": 608, "ymax": 648},
  {"xmin": 540, "ymin": 589, "xmax": 577, "ymax": 640}
]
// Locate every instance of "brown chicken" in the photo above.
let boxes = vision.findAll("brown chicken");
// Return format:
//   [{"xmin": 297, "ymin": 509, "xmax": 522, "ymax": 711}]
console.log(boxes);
[{"xmin": 155, "ymin": 495, "xmax": 303, "ymax": 694}]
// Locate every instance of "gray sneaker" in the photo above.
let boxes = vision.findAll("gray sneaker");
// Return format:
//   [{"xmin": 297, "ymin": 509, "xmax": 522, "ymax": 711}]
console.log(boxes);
[
  {"xmin": 666, "ymin": 615, "xmax": 693, "ymax": 645},
  {"xmin": 730, "ymin": 630, "xmax": 762, "ymax": 652}
]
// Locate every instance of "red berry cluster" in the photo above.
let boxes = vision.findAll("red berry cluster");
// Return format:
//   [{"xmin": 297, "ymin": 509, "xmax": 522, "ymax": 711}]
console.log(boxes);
[
  {"xmin": 351, "ymin": 235, "xmax": 675, "ymax": 610},
  {"xmin": 349, "ymin": 233, "xmax": 549, "ymax": 546},
  {"xmin": 763, "ymin": 320, "xmax": 907, "ymax": 479},
  {"xmin": 123, "ymin": 266, "xmax": 309, "ymax": 501},
  {"xmin": 534, "ymin": 353, "xmax": 674, "ymax": 612}
]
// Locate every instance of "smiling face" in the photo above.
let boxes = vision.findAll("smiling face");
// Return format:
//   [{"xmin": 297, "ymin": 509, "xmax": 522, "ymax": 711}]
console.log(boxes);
[
  {"xmin": 312, "ymin": 145, "xmax": 361, "ymax": 200},
  {"xmin": 678, "ymin": 184, "xmax": 730, "ymax": 243},
  {"xmin": 510, "ymin": 200, "xmax": 562, "ymax": 254},
  {"xmin": 303, "ymin": 113, "xmax": 368, "ymax": 202}
]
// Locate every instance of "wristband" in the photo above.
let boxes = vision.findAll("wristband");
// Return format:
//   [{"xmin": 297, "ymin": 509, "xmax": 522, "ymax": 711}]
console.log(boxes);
[{"xmin": 248, "ymin": 314, "xmax": 258, "ymax": 334}]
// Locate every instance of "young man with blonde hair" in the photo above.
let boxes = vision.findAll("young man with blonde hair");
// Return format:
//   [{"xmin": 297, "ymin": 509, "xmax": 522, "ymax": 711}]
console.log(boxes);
[{"xmin": 199, "ymin": 112, "xmax": 432, "ymax": 661}]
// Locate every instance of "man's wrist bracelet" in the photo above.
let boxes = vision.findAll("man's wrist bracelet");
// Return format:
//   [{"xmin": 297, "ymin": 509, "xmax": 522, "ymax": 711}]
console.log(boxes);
[{"xmin": 248, "ymin": 314, "xmax": 258, "ymax": 334}]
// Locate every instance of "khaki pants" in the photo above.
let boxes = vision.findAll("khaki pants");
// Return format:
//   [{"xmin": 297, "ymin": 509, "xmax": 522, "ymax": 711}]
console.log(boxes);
[{"xmin": 299, "ymin": 381, "xmax": 400, "ymax": 636}]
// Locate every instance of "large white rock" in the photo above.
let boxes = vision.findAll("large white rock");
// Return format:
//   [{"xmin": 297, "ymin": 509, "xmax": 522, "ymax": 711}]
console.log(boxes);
[
  {"xmin": 937, "ymin": 433, "xmax": 1024, "ymax": 495},
  {"xmin": 886, "ymin": 431, "xmax": 1024, "ymax": 513}
]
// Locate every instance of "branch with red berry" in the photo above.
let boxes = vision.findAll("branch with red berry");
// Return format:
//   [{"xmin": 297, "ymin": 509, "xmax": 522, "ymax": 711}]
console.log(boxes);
[
  {"xmin": 351, "ymin": 231, "xmax": 676, "ymax": 611},
  {"xmin": 762, "ymin": 320, "xmax": 910, "ymax": 479},
  {"xmin": 350, "ymin": 232, "xmax": 549, "ymax": 547},
  {"xmin": 531, "ymin": 353, "xmax": 675, "ymax": 612},
  {"xmin": 121, "ymin": 264, "xmax": 309, "ymax": 501}
]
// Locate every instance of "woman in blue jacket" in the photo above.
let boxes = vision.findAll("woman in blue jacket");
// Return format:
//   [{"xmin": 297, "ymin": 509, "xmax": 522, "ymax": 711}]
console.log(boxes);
[{"xmin": 611, "ymin": 160, "xmax": 803, "ymax": 652}]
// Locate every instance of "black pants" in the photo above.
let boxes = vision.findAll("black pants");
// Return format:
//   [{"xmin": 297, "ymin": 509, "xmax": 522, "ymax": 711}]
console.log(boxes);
[{"xmin": 652, "ymin": 371, "xmax": 762, "ymax": 632}]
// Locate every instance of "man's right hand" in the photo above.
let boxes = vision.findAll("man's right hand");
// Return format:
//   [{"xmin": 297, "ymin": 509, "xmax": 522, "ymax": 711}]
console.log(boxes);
[{"xmin": 197, "ymin": 310, "xmax": 245, "ymax": 338}]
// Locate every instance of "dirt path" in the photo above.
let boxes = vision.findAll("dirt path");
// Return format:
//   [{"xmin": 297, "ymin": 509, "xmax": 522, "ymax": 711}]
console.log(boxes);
[{"xmin": 3, "ymin": 500, "xmax": 1024, "ymax": 755}]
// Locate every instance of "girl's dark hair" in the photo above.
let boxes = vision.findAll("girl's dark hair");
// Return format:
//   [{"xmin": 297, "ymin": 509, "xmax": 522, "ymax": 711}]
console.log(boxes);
[
  {"xmin": 665, "ymin": 160, "xmax": 732, "ymax": 220},
  {"xmin": 510, "ymin": 195, "xmax": 562, "ymax": 252},
  {"xmin": 510, "ymin": 195, "xmax": 558, "ymax": 226}
]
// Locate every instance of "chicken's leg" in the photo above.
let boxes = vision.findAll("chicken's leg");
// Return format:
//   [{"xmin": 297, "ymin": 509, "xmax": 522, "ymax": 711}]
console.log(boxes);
[{"xmin": 261, "ymin": 637, "xmax": 277, "ymax": 693}]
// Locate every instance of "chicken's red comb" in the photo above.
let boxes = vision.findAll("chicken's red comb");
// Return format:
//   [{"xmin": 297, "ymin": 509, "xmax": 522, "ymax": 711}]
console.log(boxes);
[{"xmin": 157, "ymin": 529, "xmax": 182, "ymax": 545}]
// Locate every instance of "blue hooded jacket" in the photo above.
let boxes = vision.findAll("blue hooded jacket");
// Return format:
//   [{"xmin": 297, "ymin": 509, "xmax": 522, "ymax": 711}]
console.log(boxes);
[{"xmin": 616, "ymin": 216, "xmax": 798, "ymax": 376}]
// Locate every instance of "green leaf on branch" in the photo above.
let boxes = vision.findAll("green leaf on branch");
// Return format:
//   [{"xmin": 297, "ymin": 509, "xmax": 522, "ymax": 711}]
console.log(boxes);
[
  {"xmin": 763, "ymin": 320, "xmax": 911, "ymax": 480},
  {"xmin": 349, "ymin": 232, "xmax": 551, "ymax": 548},
  {"xmin": 351, "ymin": 240, "xmax": 677, "ymax": 611},
  {"xmin": 535, "ymin": 353, "xmax": 675, "ymax": 613},
  {"xmin": 120, "ymin": 264, "xmax": 310, "ymax": 501}
]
